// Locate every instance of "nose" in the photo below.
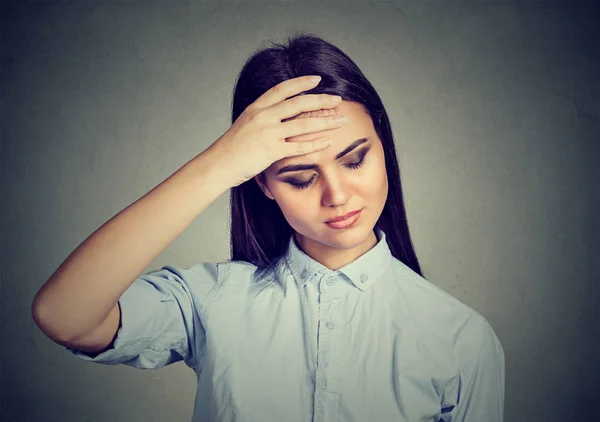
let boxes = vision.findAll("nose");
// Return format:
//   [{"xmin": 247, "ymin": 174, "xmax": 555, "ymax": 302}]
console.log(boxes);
[{"xmin": 321, "ymin": 172, "xmax": 350, "ymax": 208}]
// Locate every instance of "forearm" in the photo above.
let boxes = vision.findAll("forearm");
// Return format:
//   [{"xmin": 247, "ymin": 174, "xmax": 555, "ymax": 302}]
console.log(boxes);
[{"xmin": 32, "ymin": 146, "xmax": 232, "ymax": 342}]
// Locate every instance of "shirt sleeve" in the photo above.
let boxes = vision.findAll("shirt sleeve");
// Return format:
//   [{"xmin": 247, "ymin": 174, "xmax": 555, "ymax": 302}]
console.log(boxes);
[
  {"xmin": 64, "ymin": 262, "xmax": 220, "ymax": 371},
  {"xmin": 451, "ymin": 317, "xmax": 506, "ymax": 421}
]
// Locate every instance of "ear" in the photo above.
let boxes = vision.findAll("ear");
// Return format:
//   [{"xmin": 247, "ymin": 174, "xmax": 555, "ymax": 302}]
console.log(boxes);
[{"xmin": 254, "ymin": 173, "xmax": 275, "ymax": 200}]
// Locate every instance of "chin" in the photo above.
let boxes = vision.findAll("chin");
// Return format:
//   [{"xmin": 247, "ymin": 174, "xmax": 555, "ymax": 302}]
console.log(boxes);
[{"xmin": 319, "ymin": 223, "xmax": 374, "ymax": 246}]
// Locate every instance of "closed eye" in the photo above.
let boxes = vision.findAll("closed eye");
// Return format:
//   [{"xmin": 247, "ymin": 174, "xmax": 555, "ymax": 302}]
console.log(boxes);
[{"xmin": 286, "ymin": 148, "xmax": 369, "ymax": 190}]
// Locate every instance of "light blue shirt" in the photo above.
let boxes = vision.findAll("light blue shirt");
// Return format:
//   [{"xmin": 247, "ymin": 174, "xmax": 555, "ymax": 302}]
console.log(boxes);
[{"xmin": 67, "ymin": 228, "xmax": 505, "ymax": 421}]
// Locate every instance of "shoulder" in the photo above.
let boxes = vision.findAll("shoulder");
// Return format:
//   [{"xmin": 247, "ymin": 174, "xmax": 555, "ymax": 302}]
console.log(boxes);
[
  {"xmin": 183, "ymin": 259, "xmax": 266, "ymax": 284},
  {"xmin": 388, "ymin": 258, "xmax": 500, "ymax": 346},
  {"xmin": 200, "ymin": 257, "xmax": 286, "ymax": 290},
  {"xmin": 389, "ymin": 258, "xmax": 482, "ymax": 318},
  {"xmin": 387, "ymin": 258, "xmax": 504, "ymax": 374}
]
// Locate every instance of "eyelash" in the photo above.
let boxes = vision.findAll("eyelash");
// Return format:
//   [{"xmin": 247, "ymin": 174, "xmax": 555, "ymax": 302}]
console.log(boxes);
[{"xmin": 289, "ymin": 155, "xmax": 366, "ymax": 190}]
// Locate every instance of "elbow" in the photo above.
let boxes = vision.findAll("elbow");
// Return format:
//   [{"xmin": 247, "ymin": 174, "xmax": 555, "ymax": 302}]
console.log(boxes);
[
  {"xmin": 31, "ymin": 291, "xmax": 73, "ymax": 345},
  {"xmin": 31, "ymin": 290, "xmax": 47, "ymax": 331}
]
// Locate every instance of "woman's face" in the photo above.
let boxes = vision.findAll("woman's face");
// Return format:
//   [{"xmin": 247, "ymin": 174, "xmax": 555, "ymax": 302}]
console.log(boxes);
[{"xmin": 255, "ymin": 100, "xmax": 388, "ymax": 269}]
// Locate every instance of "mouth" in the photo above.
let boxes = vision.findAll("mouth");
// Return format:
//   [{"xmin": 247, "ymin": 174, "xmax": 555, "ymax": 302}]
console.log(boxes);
[
  {"xmin": 325, "ymin": 209, "xmax": 362, "ymax": 223},
  {"xmin": 325, "ymin": 209, "xmax": 362, "ymax": 229}
]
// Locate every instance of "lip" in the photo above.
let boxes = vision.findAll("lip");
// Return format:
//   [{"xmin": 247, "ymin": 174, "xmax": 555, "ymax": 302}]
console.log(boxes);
[
  {"xmin": 325, "ymin": 209, "xmax": 362, "ymax": 229},
  {"xmin": 325, "ymin": 209, "xmax": 362, "ymax": 223}
]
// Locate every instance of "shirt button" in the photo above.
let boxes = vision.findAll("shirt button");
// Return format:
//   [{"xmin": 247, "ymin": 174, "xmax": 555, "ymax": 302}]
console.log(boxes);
[
  {"xmin": 325, "ymin": 321, "xmax": 336, "ymax": 330},
  {"xmin": 301, "ymin": 269, "xmax": 308, "ymax": 279},
  {"xmin": 319, "ymin": 379, "xmax": 327, "ymax": 389},
  {"xmin": 360, "ymin": 273, "xmax": 368, "ymax": 283},
  {"xmin": 326, "ymin": 277, "xmax": 336, "ymax": 286}
]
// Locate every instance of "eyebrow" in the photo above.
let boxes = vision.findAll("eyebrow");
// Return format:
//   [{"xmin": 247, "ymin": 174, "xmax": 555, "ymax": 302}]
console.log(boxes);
[{"xmin": 276, "ymin": 137, "xmax": 369, "ymax": 175}]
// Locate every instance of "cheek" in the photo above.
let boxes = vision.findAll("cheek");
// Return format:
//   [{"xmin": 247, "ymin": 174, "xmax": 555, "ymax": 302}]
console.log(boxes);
[
  {"xmin": 378, "ymin": 164, "xmax": 389, "ymax": 190},
  {"xmin": 362, "ymin": 156, "xmax": 388, "ymax": 195},
  {"xmin": 270, "ymin": 187, "xmax": 319, "ymax": 220}
]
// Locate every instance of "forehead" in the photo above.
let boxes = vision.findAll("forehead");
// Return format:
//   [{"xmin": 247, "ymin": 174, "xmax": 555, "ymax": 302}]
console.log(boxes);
[{"xmin": 272, "ymin": 101, "xmax": 374, "ymax": 168}]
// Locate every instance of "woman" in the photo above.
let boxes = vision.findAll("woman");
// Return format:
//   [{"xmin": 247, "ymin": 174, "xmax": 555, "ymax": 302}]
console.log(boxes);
[{"xmin": 32, "ymin": 33, "xmax": 505, "ymax": 422}]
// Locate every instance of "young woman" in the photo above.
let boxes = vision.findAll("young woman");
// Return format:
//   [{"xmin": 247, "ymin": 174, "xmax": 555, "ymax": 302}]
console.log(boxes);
[{"xmin": 32, "ymin": 33, "xmax": 505, "ymax": 422}]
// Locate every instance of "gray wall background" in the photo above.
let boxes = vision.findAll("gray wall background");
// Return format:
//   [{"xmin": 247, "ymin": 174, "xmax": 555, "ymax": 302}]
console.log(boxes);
[{"xmin": 1, "ymin": 1, "xmax": 598, "ymax": 421}]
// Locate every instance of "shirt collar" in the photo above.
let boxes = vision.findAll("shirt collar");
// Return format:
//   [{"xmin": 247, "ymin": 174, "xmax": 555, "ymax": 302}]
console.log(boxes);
[{"xmin": 284, "ymin": 227, "xmax": 392, "ymax": 291}]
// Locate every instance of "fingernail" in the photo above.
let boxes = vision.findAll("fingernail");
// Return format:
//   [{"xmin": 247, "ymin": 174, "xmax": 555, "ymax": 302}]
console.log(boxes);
[{"xmin": 309, "ymin": 75, "xmax": 321, "ymax": 82}]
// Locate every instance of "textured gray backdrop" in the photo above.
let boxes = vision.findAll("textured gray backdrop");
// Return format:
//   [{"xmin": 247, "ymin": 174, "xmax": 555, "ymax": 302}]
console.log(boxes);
[{"xmin": 1, "ymin": 1, "xmax": 598, "ymax": 421}]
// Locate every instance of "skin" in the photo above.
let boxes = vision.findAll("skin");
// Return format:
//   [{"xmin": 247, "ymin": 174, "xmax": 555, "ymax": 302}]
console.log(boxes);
[{"xmin": 254, "ymin": 100, "xmax": 389, "ymax": 271}]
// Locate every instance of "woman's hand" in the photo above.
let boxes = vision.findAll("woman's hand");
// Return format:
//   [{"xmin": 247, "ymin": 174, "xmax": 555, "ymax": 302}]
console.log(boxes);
[{"xmin": 209, "ymin": 75, "xmax": 347, "ymax": 188}]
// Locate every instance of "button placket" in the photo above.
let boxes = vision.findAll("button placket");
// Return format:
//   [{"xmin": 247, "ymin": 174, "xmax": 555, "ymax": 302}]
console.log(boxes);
[
  {"xmin": 321, "ymin": 274, "xmax": 340, "ymax": 332},
  {"xmin": 314, "ymin": 272, "xmax": 343, "ymax": 419}
]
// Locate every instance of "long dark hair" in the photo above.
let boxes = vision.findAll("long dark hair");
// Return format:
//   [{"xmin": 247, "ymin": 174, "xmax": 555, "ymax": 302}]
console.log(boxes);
[{"xmin": 229, "ymin": 32, "xmax": 423, "ymax": 277}]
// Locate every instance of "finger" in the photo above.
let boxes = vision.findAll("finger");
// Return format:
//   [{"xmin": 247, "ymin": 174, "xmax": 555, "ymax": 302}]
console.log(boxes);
[
  {"xmin": 286, "ymin": 132, "xmax": 331, "ymax": 144},
  {"xmin": 274, "ymin": 94, "xmax": 342, "ymax": 122},
  {"xmin": 279, "ymin": 115, "xmax": 348, "ymax": 139},
  {"xmin": 286, "ymin": 132, "xmax": 328, "ymax": 143},
  {"xmin": 282, "ymin": 137, "xmax": 333, "ymax": 158},
  {"xmin": 284, "ymin": 108, "xmax": 340, "ymax": 141},
  {"xmin": 252, "ymin": 75, "xmax": 322, "ymax": 110},
  {"xmin": 282, "ymin": 106, "xmax": 339, "ymax": 124}
]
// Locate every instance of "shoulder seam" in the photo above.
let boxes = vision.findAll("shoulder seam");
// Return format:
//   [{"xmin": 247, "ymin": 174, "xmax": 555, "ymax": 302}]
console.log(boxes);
[
  {"xmin": 459, "ymin": 316, "xmax": 488, "ymax": 376},
  {"xmin": 190, "ymin": 261, "xmax": 224, "ymax": 371},
  {"xmin": 198, "ymin": 261, "xmax": 224, "ymax": 321}
]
